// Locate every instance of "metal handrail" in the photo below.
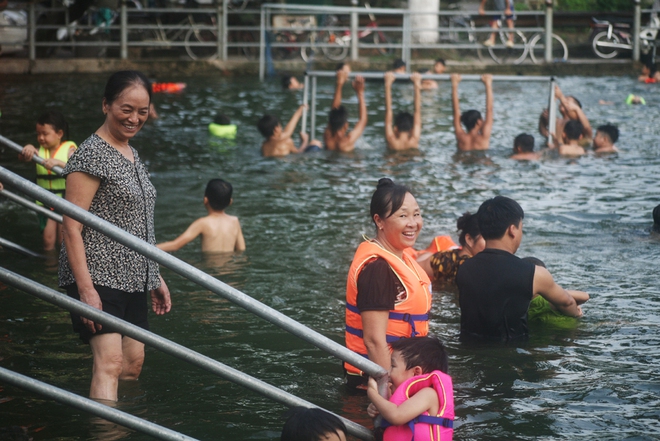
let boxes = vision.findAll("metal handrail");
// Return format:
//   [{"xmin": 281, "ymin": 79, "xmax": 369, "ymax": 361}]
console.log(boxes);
[
  {"xmin": 0, "ymin": 187, "xmax": 63, "ymax": 222},
  {"xmin": 0, "ymin": 365, "xmax": 198, "ymax": 441},
  {"xmin": 0, "ymin": 134, "xmax": 64, "ymax": 174},
  {"xmin": 0, "ymin": 166, "xmax": 388, "ymax": 379},
  {"xmin": 0, "ymin": 268, "xmax": 374, "ymax": 440}
]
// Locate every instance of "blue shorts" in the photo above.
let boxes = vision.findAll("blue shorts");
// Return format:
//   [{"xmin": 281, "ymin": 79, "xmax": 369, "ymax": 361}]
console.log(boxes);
[
  {"xmin": 305, "ymin": 141, "xmax": 322, "ymax": 153},
  {"xmin": 491, "ymin": 0, "xmax": 515, "ymax": 20},
  {"xmin": 66, "ymin": 284, "xmax": 149, "ymax": 344}
]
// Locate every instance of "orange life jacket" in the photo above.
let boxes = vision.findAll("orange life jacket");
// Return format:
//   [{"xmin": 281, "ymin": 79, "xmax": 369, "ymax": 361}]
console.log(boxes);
[
  {"xmin": 406, "ymin": 235, "xmax": 459, "ymax": 259},
  {"xmin": 152, "ymin": 82, "xmax": 187, "ymax": 93},
  {"xmin": 345, "ymin": 240, "xmax": 432, "ymax": 376}
]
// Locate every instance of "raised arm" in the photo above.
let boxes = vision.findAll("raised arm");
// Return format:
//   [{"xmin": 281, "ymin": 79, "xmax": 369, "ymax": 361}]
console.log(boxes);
[
  {"xmin": 538, "ymin": 108, "xmax": 550, "ymax": 138},
  {"xmin": 451, "ymin": 74, "xmax": 463, "ymax": 135},
  {"xmin": 281, "ymin": 104, "xmax": 307, "ymax": 139},
  {"xmin": 294, "ymin": 131, "xmax": 309, "ymax": 154},
  {"xmin": 234, "ymin": 219, "xmax": 246, "ymax": 252},
  {"xmin": 331, "ymin": 69, "xmax": 349, "ymax": 110},
  {"xmin": 384, "ymin": 72, "xmax": 395, "ymax": 142},
  {"xmin": 157, "ymin": 219, "xmax": 204, "ymax": 252},
  {"xmin": 570, "ymin": 102, "xmax": 593, "ymax": 140},
  {"xmin": 534, "ymin": 266, "xmax": 583, "ymax": 318},
  {"xmin": 345, "ymin": 76, "xmax": 368, "ymax": 147},
  {"xmin": 411, "ymin": 72, "xmax": 423, "ymax": 142},
  {"xmin": 481, "ymin": 74, "xmax": 494, "ymax": 138}
]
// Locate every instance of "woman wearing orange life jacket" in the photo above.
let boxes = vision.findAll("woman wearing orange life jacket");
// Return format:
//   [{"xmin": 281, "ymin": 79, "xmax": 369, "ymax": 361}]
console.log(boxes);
[{"xmin": 345, "ymin": 178, "xmax": 432, "ymax": 389}]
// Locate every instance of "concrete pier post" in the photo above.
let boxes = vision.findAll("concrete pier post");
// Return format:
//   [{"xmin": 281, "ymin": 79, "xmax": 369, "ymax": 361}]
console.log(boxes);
[
  {"xmin": 633, "ymin": 0, "xmax": 641, "ymax": 62},
  {"xmin": 350, "ymin": 0, "xmax": 358, "ymax": 61},
  {"xmin": 28, "ymin": 1, "xmax": 36, "ymax": 60},
  {"xmin": 120, "ymin": 0, "xmax": 127, "ymax": 60},
  {"xmin": 544, "ymin": 0, "xmax": 553, "ymax": 63}
]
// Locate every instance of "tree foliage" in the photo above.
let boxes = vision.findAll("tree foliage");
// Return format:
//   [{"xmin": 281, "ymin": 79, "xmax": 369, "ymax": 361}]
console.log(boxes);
[{"xmin": 556, "ymin": 0, "xmax": 655, "ymax": 11}]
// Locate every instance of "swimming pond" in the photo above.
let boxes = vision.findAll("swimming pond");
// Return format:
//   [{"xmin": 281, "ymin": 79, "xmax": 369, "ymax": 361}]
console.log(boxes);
[{"xmin": 0, "ymin": 73, "xmax": 659, "ymax": 440}]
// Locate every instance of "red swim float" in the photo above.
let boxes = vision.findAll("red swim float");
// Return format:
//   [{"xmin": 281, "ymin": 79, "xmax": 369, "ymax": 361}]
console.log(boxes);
[{"xmin": 152, "ymin": 82, "xmax": 187, "ymax": 93}]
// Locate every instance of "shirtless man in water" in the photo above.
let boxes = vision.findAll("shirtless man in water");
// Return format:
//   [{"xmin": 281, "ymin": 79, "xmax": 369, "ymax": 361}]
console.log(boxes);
[
  {"xmin": 451, "ymin": 74, "xmax": 493, "ymax": 151},
  {"xmin": 323, "ymin": 69, "xmax": 368, "ymax": 152},
  {"xmin": 384, "ymin": 71, "xmax": 422, "ymax": 150}
]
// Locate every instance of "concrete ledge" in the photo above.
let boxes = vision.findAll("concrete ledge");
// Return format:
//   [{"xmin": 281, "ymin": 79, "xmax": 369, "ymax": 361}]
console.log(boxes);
[{"xmin": 0, "ymin": 57, "xmax": 639, "ymax": 77}]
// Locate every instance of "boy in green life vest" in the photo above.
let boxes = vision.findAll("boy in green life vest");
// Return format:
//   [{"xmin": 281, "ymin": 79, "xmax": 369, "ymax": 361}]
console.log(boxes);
[{"xmin": 18, "ymin": 110, "xmax": 77, "ymax": 251}]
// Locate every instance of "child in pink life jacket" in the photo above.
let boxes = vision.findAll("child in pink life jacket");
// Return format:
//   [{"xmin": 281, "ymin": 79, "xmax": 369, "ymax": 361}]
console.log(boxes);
[{"xmin": 367, "ymin": 336, "xmax": 454, "ymax": 441}]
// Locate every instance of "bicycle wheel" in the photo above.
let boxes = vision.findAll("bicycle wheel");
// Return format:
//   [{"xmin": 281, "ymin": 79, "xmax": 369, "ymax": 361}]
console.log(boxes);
[
  {"xmin": 529, "ymin": 33, "xmax": 568, "ymax": 64},
  {"xmin": 321, "ymin": 32, "xmax": 349, "ymax": 61},
  {"xmin": 185, "ymin": 27, "xmax": 218, "ymax": 60},
  {"xmin": 487, "ymin": 29, "xmax": 527, "ymax": 64},
  {"xmin": 373, "ymin": 30, "xmax": 392, "ymax": 56},
  {"xmin": 240, "ymin": 30, "xmax": 259, "ymax": 60},
  {"xmin": 591, "ymin": 31, "xmax": 620, "ymax": 59},
  {"xmin": 300, "ymin": 31, "xmax": 317, "ymax": 62}
]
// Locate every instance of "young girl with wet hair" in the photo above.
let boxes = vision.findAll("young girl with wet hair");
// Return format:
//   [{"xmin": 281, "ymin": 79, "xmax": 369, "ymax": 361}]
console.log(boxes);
[
  {"xmin": 417, "ymin": 212, "xmax": 486, "ymax": 284},
  {"xmin": 18, "ymin": 110, "xmax": 77, "ymax": 250}
]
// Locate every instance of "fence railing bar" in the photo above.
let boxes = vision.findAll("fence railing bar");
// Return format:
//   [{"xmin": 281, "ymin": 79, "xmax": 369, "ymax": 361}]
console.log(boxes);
[
  {"xmin": 0, "ymin": 267, "xmax": 374, "ymax": 440},
  {"xmin": 0, "ymin": 134, "xmax": 64, "ymax": 175},
  {"xmin": 0, "ymin": 188, "xmax": 63, "ymax": 222},
  {"xmin": 0, "ymin": 237, "xmax": 44, "ymax": 259},
  {"xmin": 0, "ymin": 366, "xmax": 200, "ymax": 441}
]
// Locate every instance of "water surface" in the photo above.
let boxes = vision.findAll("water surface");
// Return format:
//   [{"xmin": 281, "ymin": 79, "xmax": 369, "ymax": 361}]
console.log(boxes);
[{"xmin": 1, "ymin": 73, "xmax": 659, "ymax": 440}]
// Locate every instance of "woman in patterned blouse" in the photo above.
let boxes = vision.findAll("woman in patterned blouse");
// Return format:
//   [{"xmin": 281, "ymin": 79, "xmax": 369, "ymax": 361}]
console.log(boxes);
[
  {"xmin": 59, "ymin": 71, "xmax": 171, "ymax": 401},
  {"xmin": 417, "ymin": 212, "xmax": 486, "ymax": 284}
]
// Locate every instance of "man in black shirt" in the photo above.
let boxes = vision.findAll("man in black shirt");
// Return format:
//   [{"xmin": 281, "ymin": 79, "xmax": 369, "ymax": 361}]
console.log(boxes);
[{"xmin": 456, "ymin": 196, "xmax": 583, "ymax": 341}]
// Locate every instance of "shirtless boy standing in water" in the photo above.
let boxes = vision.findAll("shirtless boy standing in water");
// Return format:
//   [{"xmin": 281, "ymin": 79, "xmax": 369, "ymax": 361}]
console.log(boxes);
[
  {"xmin": 539, "ymin": 85, "xmax": 592, "ymax": 146},
  {"xmin": 157, "ymin": 179, "xmax": 246, "ymax": 253},
  {"xmin": 451, "ymin": 74, "xmax": 493, "ymax": 151},
  {"xmin": 323, "ymin": 69, "xmax": 368, "ymax": 152},
  {"xmin": 384, "ymin": 71, "xmax": 422, "ymax": 150}
]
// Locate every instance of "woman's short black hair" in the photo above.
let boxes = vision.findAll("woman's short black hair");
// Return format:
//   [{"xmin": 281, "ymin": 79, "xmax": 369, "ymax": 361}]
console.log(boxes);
[
  {"xmin": 103, "ymin": 70, "xmax": 151, "ymax": 105},
  {"xmin": 280, "ymin": 407, "xmax": 346, "ymax": 441},
  {"xmin": 370, "ymin": 178, "xmax": 413, "ymax": 227},
  {"xmin": 456, "ymin": 211, "xmax": 480, "ymax": 247}
]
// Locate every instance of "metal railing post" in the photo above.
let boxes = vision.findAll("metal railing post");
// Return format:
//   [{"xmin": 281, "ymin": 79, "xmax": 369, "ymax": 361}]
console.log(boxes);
[
  {"xmin": 310, "ymin": 76, "xmax": 317, "ymax": 139},
  {"xmin": 402, "ymin": 9, "xmax": 410, "ymax": 69},
  {"xmin": 633, "ymin": 0, "xmax": 641, "ymax": 62},
  {"xmin": 302, "ymin": 75, "xmax": 309, "ymax": 134},
  {"xmin": 259, "ymin": 6, "xmax": 266, "ymax": 80},
  {"xmin": 220, "ymin": 0, "xmax": 227, "ymax": 60},
  {"xmin": 544, "ymin": 0, "xmax": 553, "ymax": 63},
  {"xmin": 0, "ymin": 134, "xmax": 64, "ymax": 174},
  {"xmin": 350, "ymin": 0, "xmax": 358, "ymax": 61},
  {"xmin": 28, "ymin": 1, "xmax": 36, "ymax": 61},
  {"xmin": 120, "ymin": 0, "xmax": 128, "ymax": 60},
  {"xmin": 548, "ymin": 77, "xmax": 557, "ymax": 144}
]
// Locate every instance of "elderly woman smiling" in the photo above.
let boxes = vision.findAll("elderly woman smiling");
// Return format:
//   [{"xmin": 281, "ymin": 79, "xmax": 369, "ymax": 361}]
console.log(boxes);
[
  {"xmin": 59, "ymin": 71, "xmax": 171, "ymax": 402},
  {"xmin": 344, "ymin": 178, "xmax": 432, "ymax": 390}
]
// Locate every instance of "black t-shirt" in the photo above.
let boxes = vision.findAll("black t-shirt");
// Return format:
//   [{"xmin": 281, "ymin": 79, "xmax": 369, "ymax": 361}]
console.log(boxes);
[
  {"xmin": 356, "ymin": 258, "xmax": 406, "ymax": 312},
  {"xmin": 456, "ymin": 248, "xmax": 535, "ymax": 341}
]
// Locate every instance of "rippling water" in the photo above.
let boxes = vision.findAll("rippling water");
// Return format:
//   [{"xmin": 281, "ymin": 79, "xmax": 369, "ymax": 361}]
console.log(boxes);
[{"xmin": 1, "ymin": 73, "xmax": 659, "ymax": 440}]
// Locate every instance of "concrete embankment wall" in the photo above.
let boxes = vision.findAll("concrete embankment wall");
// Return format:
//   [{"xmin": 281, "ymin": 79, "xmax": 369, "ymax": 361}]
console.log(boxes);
[{"xmin": 0, "ymin": 57, "xmax": 638, "ymax": 77}]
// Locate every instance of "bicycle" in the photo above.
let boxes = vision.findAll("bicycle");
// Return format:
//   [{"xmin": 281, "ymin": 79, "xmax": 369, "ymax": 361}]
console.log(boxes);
[
  {"xmin": 527, "ymin": 31, "xmax": 568, "ymax": 64},
  {"xmin": 483, "ymin": 18, "xmax": 528, "ymax": 64},
  {"xmin": 304, "ymin": 2, "xmax": 391, "ymax": 62},
  {"xmin": 590, "ymin": 16, "xmax": 660, "ymax": 59},
  {"xmin": 270, "ymin": 14, "xmax": 315, "ymax": 61}
]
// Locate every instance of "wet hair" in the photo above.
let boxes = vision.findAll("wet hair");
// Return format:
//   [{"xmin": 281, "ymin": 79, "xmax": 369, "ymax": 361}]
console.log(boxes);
[
  {"xmin": 653, "ymin": 204, "xmax": 660, "ymax": 233},
  {"xmin": 456, "ymin": 211, "xmax": 480, "ymax": 247},
  {"xmin": 597, "ymin": 124, "xmax": 619, "ymax": 144},
  {"xmin": 563, "ymin": 120, "xmax": 584, "ymax": 141},
  {"xmin": 205, "ymin": 179, "xmax": 232, "ymax": 211},
  {"xmin": 257, "ymin": 114, "xmax": 280, "ymax": 138},
  {"xmin": 370, "ymin": 178, "xmax": 413, "ymax": 226},
  {"xmin": 328, "ymin": 106, "xmax": 348, "ymax": 134},
  {"xmin": 521, "ymin": 256, "xmax": 546, "ymax": 268},
  {"xmin": 37, "ymin": 110, "xmax": 70, "ymax": 141},
  {"xmin": 392, "ymin": 58, "xmax": 406, "ymax": 70},
  {"xmin": 390, "ymin": 336, "xmax": 449, "ymax": 374},
  {"xmin": 281, "ymin": 75, "xmax": 293, "ymax": 89},
  {"xmin": 335, "ymin": 62, "xmax": 347, "ymax": 71},
  {"xmin": 214, "ymin": 113, "xmax": 231, "ymax": 125},
  {"xmin": 103, "ymin": 70, "xmax": 151, "ymax": 106},
  {"xmin": 435, "ymin": 58, "xmax": 446, "ymax": 66},
  {"xmin": 280, "ymin": 407, "xmax": 346, "ymax": 441},
  {"xmin": 394, "ymin": 112, "xmax": 414, "ymax": 132},
  {"xmin": 514, "ymin": 133, "xmax": 535, "ymax": 153},
  {"xmin": 476, "ymin": 196, "xmax": 524, "ymax": 240},
  {"xmin": 567, "ymin": 95, "xmax": 582, "ymax": 109},
  {"xmin": 461, "ymin": 110, "xmax": 482, "ymax": 132}
]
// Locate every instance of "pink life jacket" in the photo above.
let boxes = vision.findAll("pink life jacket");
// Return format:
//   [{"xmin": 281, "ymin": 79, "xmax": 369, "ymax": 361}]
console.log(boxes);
[{"xmin": 382, "ymin": 370, "xmax": 454, "ymax": 441}]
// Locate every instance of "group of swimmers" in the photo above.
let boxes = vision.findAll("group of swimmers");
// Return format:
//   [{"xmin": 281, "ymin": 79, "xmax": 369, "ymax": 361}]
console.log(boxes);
[{"xmin": 259, "ymin": 59, "xmax": 626, "ymax": 160}]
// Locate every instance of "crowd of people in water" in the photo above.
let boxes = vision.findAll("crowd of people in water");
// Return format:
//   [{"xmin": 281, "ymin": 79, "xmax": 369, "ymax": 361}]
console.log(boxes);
[{"xmin": 1, "ymin": 58, "xmax": 659, "ymax": 441}]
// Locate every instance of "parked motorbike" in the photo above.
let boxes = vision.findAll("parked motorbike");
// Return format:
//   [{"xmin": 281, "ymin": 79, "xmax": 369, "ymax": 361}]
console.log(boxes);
[
  {"xmin": 0, "ymin": 9, "xmax": 27, "ymax": 55},
  {"xmin": 590, "ymin": 16, "xmax": 660, "ymax": 59}
]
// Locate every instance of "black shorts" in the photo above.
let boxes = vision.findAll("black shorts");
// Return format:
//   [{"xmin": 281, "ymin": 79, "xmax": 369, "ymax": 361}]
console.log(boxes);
[{"xmin": 65, "ymin": 284, "xmax": 149, "ymax": 344}]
